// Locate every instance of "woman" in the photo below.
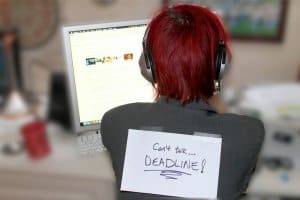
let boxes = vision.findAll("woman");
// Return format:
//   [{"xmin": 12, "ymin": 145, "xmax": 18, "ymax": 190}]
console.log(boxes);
[{"xmin": 101, "ymin": 4, "xmax": 264, "ymax": 200}]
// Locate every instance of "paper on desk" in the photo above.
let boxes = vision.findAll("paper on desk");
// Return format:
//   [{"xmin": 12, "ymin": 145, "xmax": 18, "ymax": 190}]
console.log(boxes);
[{"xmin": 121, "ymin": 129, "xmax": 222, "ymax": 199}]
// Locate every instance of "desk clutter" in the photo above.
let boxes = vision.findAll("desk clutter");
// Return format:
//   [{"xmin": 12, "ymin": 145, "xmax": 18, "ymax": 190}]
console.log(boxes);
[
  {"xmin": 223, "ymin": 83, "xmax": 300, "ymax": 199},
  {"xmin": 0, "ymin": 121, "xmax": 115, "ymax": 200}
]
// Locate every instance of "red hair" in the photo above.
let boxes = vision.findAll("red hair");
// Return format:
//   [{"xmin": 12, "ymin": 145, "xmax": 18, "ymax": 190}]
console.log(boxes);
[{"xmin": 146, "ymin": 4, "xmax": 231, "ymax": 104}]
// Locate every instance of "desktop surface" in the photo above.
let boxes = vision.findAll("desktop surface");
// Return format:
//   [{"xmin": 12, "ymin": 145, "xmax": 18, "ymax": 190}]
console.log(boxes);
[{"xmin": 0, "ymin": 122, "xmax": 115, "ymax": 200}]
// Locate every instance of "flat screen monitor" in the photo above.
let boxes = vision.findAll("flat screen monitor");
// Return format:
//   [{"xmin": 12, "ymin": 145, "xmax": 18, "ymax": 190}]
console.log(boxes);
[{"xmin": 62, "ymin": 19, "xmax": 153, "ymax": 134}]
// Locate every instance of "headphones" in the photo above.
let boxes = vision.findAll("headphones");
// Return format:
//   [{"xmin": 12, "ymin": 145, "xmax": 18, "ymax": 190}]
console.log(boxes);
[
  {"xmin": 142, "ymin": 29, "xmax": 228, "ymax": 85},
  {"xmin": 142, "ymin": 29, "xmax": 156, "ymax": 83}
]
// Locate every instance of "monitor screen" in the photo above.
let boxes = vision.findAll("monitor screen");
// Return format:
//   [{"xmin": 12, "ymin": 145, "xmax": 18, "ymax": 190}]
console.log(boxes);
[{"xmin": 63, "ymin": 19, "xmax": 153, "ymax": 133}]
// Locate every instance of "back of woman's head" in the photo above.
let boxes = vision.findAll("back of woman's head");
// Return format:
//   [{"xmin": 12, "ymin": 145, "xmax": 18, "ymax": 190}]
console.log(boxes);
[{"xmin": 145, "ymin": 4, "xmax": 231, "ymax": 104}]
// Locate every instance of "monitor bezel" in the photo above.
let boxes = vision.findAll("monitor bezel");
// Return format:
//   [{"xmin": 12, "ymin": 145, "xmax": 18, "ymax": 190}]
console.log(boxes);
[{"xmin": 62, "ymin": 19, "xmax": 149, "ymax": 134}]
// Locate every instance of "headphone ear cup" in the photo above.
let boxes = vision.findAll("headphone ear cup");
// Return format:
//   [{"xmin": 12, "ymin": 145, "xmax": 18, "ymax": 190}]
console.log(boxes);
[
  {"xmin": 139, "ymin": 53, "xmax": 155, "ymax": 83},
  {"xmin": 142, "ymin": 38, "xmax": 156, "ymax": 83},
  {"xmin": 215, "ymin": 43, "xmax": 227, "ymax": 81}
]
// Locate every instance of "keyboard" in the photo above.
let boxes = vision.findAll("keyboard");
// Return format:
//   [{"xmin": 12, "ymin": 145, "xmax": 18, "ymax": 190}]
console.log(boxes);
[{"xmin": 78, "ymin": 132, "xmax": 106, "ymax": 155}]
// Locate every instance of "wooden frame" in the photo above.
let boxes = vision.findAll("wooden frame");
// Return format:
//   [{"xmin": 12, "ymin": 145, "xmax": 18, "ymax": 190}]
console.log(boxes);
[{"xmin": 162, "ymin": 0, "xmax": 289, "ymax": 42}]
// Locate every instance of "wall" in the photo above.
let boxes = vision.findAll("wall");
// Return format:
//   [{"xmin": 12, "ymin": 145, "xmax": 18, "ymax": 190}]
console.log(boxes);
[
  {"xmin": 226, "ymin": 0, "xmax": 300, "ymax": 87},
  {"xmin": 21, "ymin": 0, "xmax": 300, "ymax": 94},
  {"xmin": 22, "ymin": 0, "xmax": 161, "ymax": 94}
]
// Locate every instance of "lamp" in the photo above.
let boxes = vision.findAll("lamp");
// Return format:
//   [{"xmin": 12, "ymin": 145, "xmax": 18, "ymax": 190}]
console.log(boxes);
[{"xmin": 2, "ymin": 30, "xmax": 28, "ymax": 118}]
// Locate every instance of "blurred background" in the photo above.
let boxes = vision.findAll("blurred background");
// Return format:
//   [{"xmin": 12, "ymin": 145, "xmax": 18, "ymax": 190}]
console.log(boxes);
[{"xmin": 0, "ymin": 0, "xmax": 300, "ymax": 200}]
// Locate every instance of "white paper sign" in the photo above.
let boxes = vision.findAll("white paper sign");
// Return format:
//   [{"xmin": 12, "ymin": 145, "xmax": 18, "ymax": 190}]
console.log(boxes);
[{"xmin": 121, "ymin": 129, "xmax": 222, "ymax": 199}]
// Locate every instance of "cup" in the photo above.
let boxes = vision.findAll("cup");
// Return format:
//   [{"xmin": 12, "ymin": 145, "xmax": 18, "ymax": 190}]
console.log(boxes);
[{"xmin": 21, "ymin": 121, "xmax": 50, "ymax": 159}]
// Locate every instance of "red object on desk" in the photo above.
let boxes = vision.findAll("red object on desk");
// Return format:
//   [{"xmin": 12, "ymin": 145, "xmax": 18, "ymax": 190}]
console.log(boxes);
[
  {"xmin": 297, "ymin": 67, "xmax": 300, "ymax": 82},
  {"xmin": 21, "ymin": 121, "xmax": 50, "ymax": 159}
]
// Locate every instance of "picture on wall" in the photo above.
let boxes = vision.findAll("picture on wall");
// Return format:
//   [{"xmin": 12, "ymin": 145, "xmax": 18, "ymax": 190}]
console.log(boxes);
[{"xmin": 163, "ymin": 0, "xmax": 289, "ymax": 42}]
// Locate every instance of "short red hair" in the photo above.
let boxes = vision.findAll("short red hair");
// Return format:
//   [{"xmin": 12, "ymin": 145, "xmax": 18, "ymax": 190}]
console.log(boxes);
[{"xmin": 146, "ymin": 4, "xmax": 231, "ymax": 104}]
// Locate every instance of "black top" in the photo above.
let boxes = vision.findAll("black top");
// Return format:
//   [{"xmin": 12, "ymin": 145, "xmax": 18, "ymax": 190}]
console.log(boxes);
[{"xmin": 101, "ymin": 97, "xmax": 265, "ymax": 200}]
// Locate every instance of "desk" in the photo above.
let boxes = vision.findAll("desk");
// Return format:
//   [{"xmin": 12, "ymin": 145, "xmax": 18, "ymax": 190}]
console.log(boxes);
[
  {"xmin": 1, "ymin": 118, "xmax": 300, "ymax": 200},
  {"xmin": 247, "ymin": 119, "xmax": 300, "ymax": 199},
  {"xmin": 0, "ymin": 123, "xmax": 115, "ymax": 200},
  {"xmin": 249, "ymin": 167, "xmax": 300, "ymax": 198},
  {"xmin": 224, "ymin": 83, "xmax": 300, "ymax": 199}
]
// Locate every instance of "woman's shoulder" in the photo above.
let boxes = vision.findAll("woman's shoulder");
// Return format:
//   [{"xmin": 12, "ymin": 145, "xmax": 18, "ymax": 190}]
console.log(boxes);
[
  {"xmin": 218, "ymin": 112, "xmax": 265, "ymax": 139},
  {"xmin": 220, "ymin": 112, "xmax": 264, "ymax": 125}
]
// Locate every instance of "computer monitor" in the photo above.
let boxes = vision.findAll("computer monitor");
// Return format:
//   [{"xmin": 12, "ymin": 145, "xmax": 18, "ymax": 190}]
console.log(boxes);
[{"xmin": 62, "ymin": 19, "xmax": 153, "ymax": 134}]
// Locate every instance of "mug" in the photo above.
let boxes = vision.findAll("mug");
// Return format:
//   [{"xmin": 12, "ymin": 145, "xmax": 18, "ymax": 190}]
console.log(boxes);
[{"xmin": 21, "ymin": 121, "xmax": 50, "ymax": 159}]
